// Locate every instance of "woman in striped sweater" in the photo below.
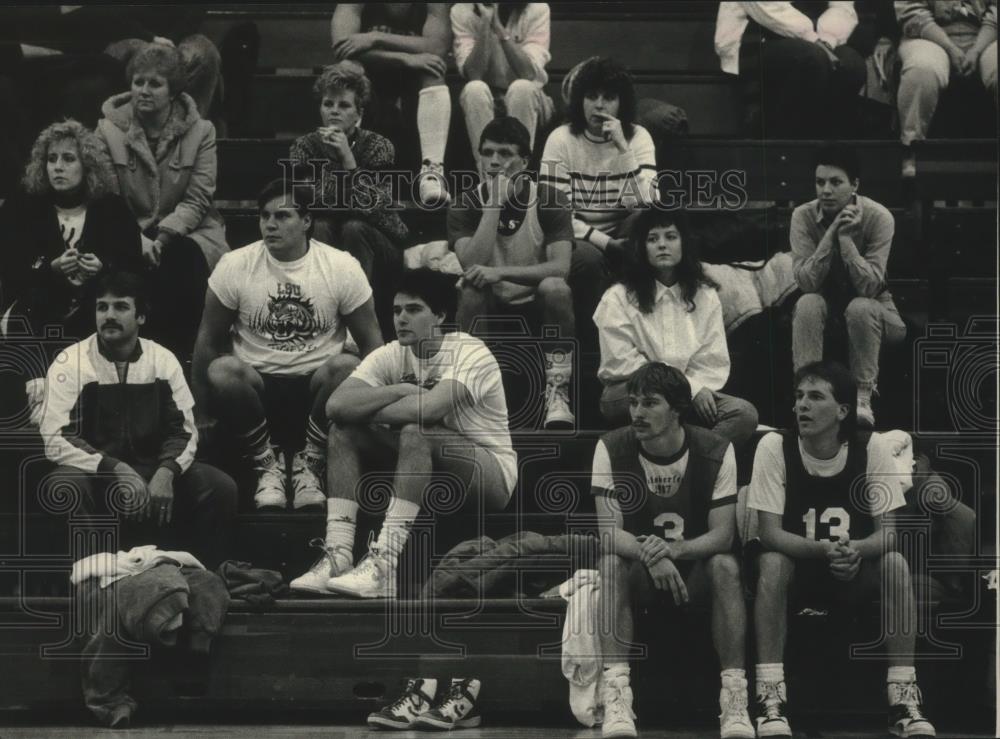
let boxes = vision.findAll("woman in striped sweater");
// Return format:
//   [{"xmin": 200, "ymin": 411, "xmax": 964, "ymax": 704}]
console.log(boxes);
[{"xmin": 540, "ymin": 57, "xmax": 658, "ymax": 273}]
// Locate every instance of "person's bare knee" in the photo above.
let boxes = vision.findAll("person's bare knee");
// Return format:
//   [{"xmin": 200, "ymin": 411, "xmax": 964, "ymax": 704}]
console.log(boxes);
[
  {"xmin": 708, "ymin": 553, "xmax": 742, "ymax": 592},
  {"xmin": 312, "ymin": 353, "xmax": 361, "ymax": 395},
  {"xmin": 207, "ymin": 355, "xmax": 258, "ymax": 392}
]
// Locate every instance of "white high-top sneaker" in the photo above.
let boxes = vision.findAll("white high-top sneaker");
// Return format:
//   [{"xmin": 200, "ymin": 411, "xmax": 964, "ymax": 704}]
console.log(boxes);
[
  {"xmin": 326, "ymin": 548, "xmax": 397, "ymax": 598},
  {"xmin": 253, "ymin": 448, "xmax": 287, "ymax": 509},
  {"xmin": 888, "ymin": 681, "xmax": 936, "ymax": 738},
  {"xmin": 290, "ymin": 450, "xmax": 325, "ymax": 509},
  {"xmin": 600, "ymin": 673, "xmax": 637, "ymax": 738},
  {"xmin": 288, "ymin": 538, "xmax": 353, "ymax": 594},
  {"xmin": 719, "ymin": 677, "xmax": 756, "ymax": 738}
]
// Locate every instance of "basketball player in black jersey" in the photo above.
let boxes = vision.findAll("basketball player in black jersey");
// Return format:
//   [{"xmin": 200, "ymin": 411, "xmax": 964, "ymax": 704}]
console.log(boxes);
[
  {"xmin": 747, "ymin": 360, "xmax": 935, "ymax": 738},
  {"xmin": 591, "ymin": 362, "xmax": 755, "ymax": 739}
]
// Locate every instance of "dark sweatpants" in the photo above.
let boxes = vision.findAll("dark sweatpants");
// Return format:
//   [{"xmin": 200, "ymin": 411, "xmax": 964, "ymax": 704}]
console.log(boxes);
[
  {"xmin": 738, "ymin": 34, "xmax": 867, "ymax": 138},
  {"xmin": 49, "ymin": 461, "xmax": 237, "ymax": 569}
]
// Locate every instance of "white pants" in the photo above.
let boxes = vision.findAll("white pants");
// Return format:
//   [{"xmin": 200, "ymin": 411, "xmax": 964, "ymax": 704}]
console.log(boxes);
[
  {"xmin": 897, "ymin": 37, "xmax": 998, "ymax": 145},
  {"xmin": 459, "ymin": 79, "xmax": 554, "ymax": 154}
]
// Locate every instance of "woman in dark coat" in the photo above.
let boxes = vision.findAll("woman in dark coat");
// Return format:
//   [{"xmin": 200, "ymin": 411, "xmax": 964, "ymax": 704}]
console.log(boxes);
[{"xmin": 0, "ymin": 118, "xmax": 142, "ymax": 422}]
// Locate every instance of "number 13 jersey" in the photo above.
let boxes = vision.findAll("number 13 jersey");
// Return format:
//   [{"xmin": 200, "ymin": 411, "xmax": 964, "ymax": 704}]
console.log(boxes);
[{"xmin": 747, "ymin": 430, "xmax": 907, "ymax": 542}]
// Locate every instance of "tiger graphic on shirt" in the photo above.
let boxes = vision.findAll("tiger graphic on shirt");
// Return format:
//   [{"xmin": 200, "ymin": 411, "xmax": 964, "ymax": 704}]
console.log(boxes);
[{"xmin": 248, "ymin": 282, "xmax": 335, "ymax": 352}]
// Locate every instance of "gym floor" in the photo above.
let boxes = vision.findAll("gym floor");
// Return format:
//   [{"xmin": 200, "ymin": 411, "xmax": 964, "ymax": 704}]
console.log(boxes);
[{"xmin": 1, "ymin": 726, "xmax": 996, "ymax": 738}]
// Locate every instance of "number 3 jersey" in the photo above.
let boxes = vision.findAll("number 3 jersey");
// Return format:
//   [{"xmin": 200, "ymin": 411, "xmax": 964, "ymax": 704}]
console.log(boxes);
[
  {"xmin": 591, "ymin": 424, "xmax": 736, "ymax": 541},
  {"xmin": 747, "ymin": 430, "xmax": 906, "ymax": 542}
]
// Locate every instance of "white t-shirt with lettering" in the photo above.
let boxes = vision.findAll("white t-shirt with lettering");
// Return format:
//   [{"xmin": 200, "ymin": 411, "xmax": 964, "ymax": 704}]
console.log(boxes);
[
  {"xmin": 208, "ymin": 240, "xmax": 372, "ymax": 376},
  {"xmin": 350, "ymin": 331, "xmax": 517, "ymax": 495}
]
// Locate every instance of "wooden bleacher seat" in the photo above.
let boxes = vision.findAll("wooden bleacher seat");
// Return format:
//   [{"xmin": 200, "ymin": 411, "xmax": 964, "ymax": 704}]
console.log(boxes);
[{"xmin": 200, "ymin": 3, "xmax": 742, "ymax": 138}]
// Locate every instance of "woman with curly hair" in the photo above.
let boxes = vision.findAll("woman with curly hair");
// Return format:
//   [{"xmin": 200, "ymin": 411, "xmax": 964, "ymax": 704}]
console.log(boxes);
[
  {"xmin": 289, "ymin": 61, "xmax": 408, "ymax": 336},
  {"xmin": 97, "ymin": 42, "xmax": 227, "ymax": 360},
  {"xmin": 0, "ymin": 119, "xmax": 143, "ymax": 422},
  {"xmin": 593, "ymin": 208, "xmax": 758, "ymax": 449},
  {"xmin": 540, "ymin": 57, "xmax": 658, "ymax": 269}
]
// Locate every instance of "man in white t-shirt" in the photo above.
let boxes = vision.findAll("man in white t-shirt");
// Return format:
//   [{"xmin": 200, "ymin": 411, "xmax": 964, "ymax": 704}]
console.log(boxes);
[
  {"xmin": 191, "ymin": 180, "xmax": 383, "ymax": 511},
  {"xmin": 591, "ymin": 362, "xmax": 754, "ymax": 739},
  {"xmin": 746, "ymin": 361, "xmax": 935, "ymax": 739},
  {"xmin": 289, "ymin": 267, "xmax": 516, "ymax": 599}
]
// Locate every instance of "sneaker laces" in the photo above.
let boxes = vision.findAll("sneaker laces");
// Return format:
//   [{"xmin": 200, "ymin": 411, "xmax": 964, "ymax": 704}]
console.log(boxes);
[
  {"xmin": 892, "ymin": 682, "xmax": 927, "ymax": 720},
  {"xmin": 352, "ymin": 543, "xmax": 390, "ymax": 581},
  {"xmin": 544, "ymin": 380, "xmax": 570, "ymax": 408},
  {"xmin": 388, "ymin": 679, "xmax": 428, "ymax": 714},
  {"xmin": 720, "ymin": 685, "xmax": 749, "ymax": 717},
  {"xmin": 292, "ymin": 450, "xmax": 324, "ymax": 477},
  {"xmin": 305, "ymin": 537, "xmax": 350, "ymax": 574},
  {"xmin": 435, "ymin": 680, "xmax": 469, "ymax": 717},
  {"xmin": 603, "ymin": 681, "xmax": 635, "ymax": 724},
  {"xmin": 254, "ymin": 451, "xmax": 283, "ymax": 480},
  {"xmin": 290, "ymin": 452, "xmax": 322, "ymax": 492},
  {"xmin": 759, "ymin": 682, "xmax": 785, "ymax": 721}
]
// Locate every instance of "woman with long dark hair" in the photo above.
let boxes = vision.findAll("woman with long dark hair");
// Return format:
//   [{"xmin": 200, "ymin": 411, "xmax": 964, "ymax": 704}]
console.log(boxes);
[
  {"xmin": 540, "ymin": 57, "xmax": 657, "ymax": 266},
  {"xmin": 593, "ymin": 207, "xmax": 758, "ymax": 449},
  {"xmin": 0, "ymin": 119, "xmax": 143, "ymax": 422}
]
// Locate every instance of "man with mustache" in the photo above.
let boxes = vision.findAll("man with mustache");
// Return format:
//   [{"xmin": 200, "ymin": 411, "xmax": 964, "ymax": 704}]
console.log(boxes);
[
  {"xmin": 37, "ymin": 271, "xmax": 236, "ymax": 567},
  {"xmin": 590, "ymin": 362, "xmax": 753, "ymax": 739},
  {"xmin": 746, "ymin": 360, "xmax": 935, "ymax": 738}
]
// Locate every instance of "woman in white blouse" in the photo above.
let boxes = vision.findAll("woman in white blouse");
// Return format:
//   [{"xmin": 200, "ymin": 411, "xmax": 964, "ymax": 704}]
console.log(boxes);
[{"xmin": 593, "ymin": 208, "xmax": 758, "ymax": 450}]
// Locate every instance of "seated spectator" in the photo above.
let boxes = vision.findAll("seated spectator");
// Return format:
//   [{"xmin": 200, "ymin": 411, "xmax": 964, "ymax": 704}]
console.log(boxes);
[
  {"xmin": 290, "ymin": 268, "xmax": 517, "ymax": 598},
  {"xmin": 331, "ymin": 3, "xmax": 453, "ymax": 206},
  {"xmin": 594, "ymin": 209, "xmax": 759, "ymax": 451},
  {"xmin": 449, "ymin": 116, "xmax": 605, "ymax": 429},
  {"xmin": 896, "ymin": 0, "xmax": 998, "ymax": 176},
  {"xmin": 540, "ymin": 57, "xmax": 658, "ymax": 271},
  {"xmin": 191, "ymin": 180, "xmax": 383, "ymax": 512},
  {"xmin": 747, "ymin": 360, "xmax": 936, "ymax": 739},
  {"xmin": 96, "ymin": 43, "xmax": 228, "ymax": 361},
  {"xmin": 560, "ymin": 56, "xmax": 689, "ymax": 168},
  {"xmin": 790, "ymin": 143, "xmax": 904, "ymax": 427},
  {"xmin": 451, "ymin": 2, "xmax": 555, "ymax": 156},
  {"xmin": 592, "ymin": 363, "xmax": 754, "ymax": 739},
  {"xmin": 37, "ymin": 272, "xmax": 236, "ymax": 568},
  {"xmin": 715, "ymin": 1, "xmax": 867, "ymax": 138},
  {"xmin": 0, "ymin": 6, "xmax": 221, "ymax": 125},
  {"xmin": 0, "ymin": 120, "xmax": 143, "ymax": 424},
  {"xmin": 289, "ymin": 61, "xmax": 408, "ymax": 337}
]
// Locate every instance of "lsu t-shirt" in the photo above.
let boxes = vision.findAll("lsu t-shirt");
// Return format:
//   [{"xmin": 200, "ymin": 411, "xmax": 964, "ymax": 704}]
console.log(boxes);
[
  {"xmin": 208, "ymin": 240, "xmax": 372, "ymax": 375},
  {"xmin": 350, "ymin": 331, "xmax": 517, "ymax": 494}
]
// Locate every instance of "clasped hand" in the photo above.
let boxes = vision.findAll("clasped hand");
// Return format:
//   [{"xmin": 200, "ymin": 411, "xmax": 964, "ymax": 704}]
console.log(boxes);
[{"xmin": 827, "ymin": 536, "xmax": 861, "ymax": 581}]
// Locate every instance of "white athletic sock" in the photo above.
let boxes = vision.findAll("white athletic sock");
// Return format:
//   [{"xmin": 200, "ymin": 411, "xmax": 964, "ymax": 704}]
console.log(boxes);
[
  {"xmin": 721, "ymin": 668, "xmax": 747, "ymax": 686},
  {"xmin": 887, "ymin": 666, "xmax": 916, "ymax": 686},
  {"xmin": 417, "ymin": 85, "xmax": 451, "ymax": 165},
  {"xmin": 603, "ymin": 662, "xmax": 630, "ymax": 680},
  {"xmin": 375, "ymin": 498, "xmax": 421, "ymax": 565},
  {"xmin": 545, "ymin": 350, "xmax": 573, "ymax": 387},
  {"xmin": 756, "ymin": 663, "xmax": 784, "ymax": 685},
  {"xmin": 326, "ymin": 498, "xmax": 358, "ymax": 552}
]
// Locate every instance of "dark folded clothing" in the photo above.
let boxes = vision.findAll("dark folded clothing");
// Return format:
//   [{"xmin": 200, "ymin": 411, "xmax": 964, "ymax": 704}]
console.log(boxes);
[{"xmin": 216, "ymin": 560, "xmax": 288, "ymax": 607}]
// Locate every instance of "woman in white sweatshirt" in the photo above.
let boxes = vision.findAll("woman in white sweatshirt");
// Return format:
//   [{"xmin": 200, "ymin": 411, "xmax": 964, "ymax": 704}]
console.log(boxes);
[{"xmin": 593, "ymin": 208, "xmax": 758, "ymax": 450}]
